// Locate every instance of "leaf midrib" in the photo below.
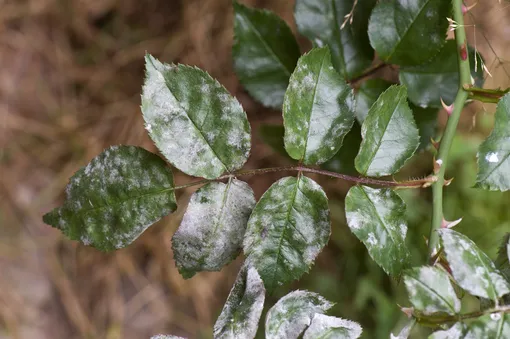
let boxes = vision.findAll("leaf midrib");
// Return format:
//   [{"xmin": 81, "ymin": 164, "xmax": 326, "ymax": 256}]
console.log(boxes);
[{"xmin": 408, "ymin": 273, "xmax": 457, "ymax": 314}]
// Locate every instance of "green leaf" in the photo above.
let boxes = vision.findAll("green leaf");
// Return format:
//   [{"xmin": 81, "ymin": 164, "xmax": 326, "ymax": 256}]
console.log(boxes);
[
  {"xmin": 233, "ymin": 1, "xmax": 301, "ymax": 109},
  {"xmin": 368, "ymin": 0, "xmax": 449, "ymax": 66},
  {"xmin": 355, "ymin": 85, "xmax": 419, "ymax": 177},
  {"xmin": 475, "ymin": 93, "xmax": 510, "ymax": 191},
  {"xmin": 412, "ymin": 105, "xmax": 439, "ymax": 152},
  {"xmin": 321, "ymin": 122, "xmax": 362, "ymax": 175},
  {"xmin": 495, "ymin": 234, "xmax": 510, "ymax": 281},
  {"xmin": 283, "ymin": 47, "xmax": 355, "ymax": 165},
  {"xmin": 214, "ymin": 264, "xmax": 265, "ymax": 339},
  {"xmin": 403, "ymin": 266, "xmax": 461, "ymax": 315},
  {"xmin": 43, "ymin": 146, "xmax": 177, "ymax": 251},
  {"xmin": 345, "ymin": 186, "xmax": 410, "ymax": 276},
  {"xmin": 294, "ymin": 0, "xmax": 376, "ymax": 79},
  {"xmin": 244, "ymin": 176, "xmax": 330, "ymax": 292},
  {"xmin": 428, "ymin": 323, "xmax": 467, "ymax": 339},
  {"xmin": 355, "ymin": 79, "xmax": 392, "ymax": 123},
  {"xmin": 303, "ymin": 314, "xmax": 363, "ymax": 339},
  {"xmin": 259, "ymin": 124, "xmax": 291, "ymax": 160},
  {"xmin": 400, "ymin": 41, "xmax": 485, "ymax": 108},
  {"xmin": 265, "ymin": 290, "xmax": 334, "ymax": 339},
  {"xmin": 438, "ymin": 229, "xmax": 510, "ymax": 301},
  {"xmin": 172, "ymin": 179, "xmax": 255, "ymax": 278},
  {"xmin": 465, "ymin": 313, "xmax": 510, "ymax": 338},
  {"xmin": 142, "ymin": 54, "xmax": 251, "ymax": 180}
]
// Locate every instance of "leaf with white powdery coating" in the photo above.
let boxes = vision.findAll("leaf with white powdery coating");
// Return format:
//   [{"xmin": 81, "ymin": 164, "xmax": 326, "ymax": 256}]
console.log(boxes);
[
  {"xmin": 428, "ymin": 322, "xmax": 467, "ymax": 339},
  {"xmin": 475, "ymin": 93, "xmax": 510, "ymax": 191},
  {"xmin": 404, "ymin": 266, "xmax": 461, "ymax": 316},
  {"xmin": 465, "ymin": 313, "xmax": 510, "ymax": 338},
  {"xmin": 151, "ymin": 336, "xmax": 186, "ymax": 339},
  {"xmin": 43, "ymin": 146, "xmax": 177, "ymax": 252},
  {"xmin": 294, "ymin": 0, "xmax": 376, "ymax": 79},
  {"xmin": 172, "ymin": 179, "xmax": 255, "ymax": 278},
  {"xmin": 355, "ymin": 85, "xmax": 419, "ymax": 177},
  {"xmin": 265, "ymin": 290, "xmax": 334, "ymax": 339},
  {"xmin": 345, "ymin": 186, "xmax": 410, "ymax": 276},
  {"xmin": 284, "ymin": 47, "xmax": 355, "ymax": 165},
  {"xmin": 233, "ymin": 1, "xmax": 301, "ymax": 109},
  {"xmin": 355, "ymin": 79, "xmax": 392, "ymax": 123},
  {"xmin": 142, "ymin": 54, "xmax": 251, "ymax": 180},
  {"xmin": 368, "ymin": 0, "xmax": 449, "ymax": 66},
  {"xmin": 303, "ymin": 314, "xmax": 362, "ymax": 339},
  {"xmin": 214, "ymin": 265, "xmax": 265, "ymax": 339},
  {"xmin": 438, "ymin": 229, "xmax": 510, "ymax": 301},
  {"xmin": 243, "ymin": 176, "xmax": 330, "ymax": 292}
]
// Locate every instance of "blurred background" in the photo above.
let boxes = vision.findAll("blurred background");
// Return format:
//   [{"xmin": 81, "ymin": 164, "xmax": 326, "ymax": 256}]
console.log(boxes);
[{"xmin": 1, "ymin": 0, "xmax": 509, "ymax": 338}]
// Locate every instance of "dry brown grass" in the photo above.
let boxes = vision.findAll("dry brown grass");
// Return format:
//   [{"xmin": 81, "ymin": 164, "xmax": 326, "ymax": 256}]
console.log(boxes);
[{"xmin": 0, "ymin": 0, "xmax": 509, "ymax": 338}]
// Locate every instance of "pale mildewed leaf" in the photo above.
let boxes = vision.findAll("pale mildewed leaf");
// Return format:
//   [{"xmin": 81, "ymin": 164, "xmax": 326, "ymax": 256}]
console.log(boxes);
[
  {"xmin": 464, "ymin": 313, "xmax": 510, "ymax": 338},
  {"xmin": 404, "ymin": 266, "xmax": 461, "ymax": 315},
  {"xmin": 265, "ymin": 290, "xmax": 334, "ymax": 339},
  {"xmin": 345, "ymin": 186, "xmax": 410, "ymax": 276},
  {"xmin": 243, "ymin": 176, "xmax": 330, "ymax": 292},
  {"xmin": 438, "ymin": 229, "xmax": 510, "ymax": 301},
  {"xmin": 303, "ymin": 314, "xmax": 362, "ymax": 339},
  {"xmin": 428, "ymin": 323, "xmax": 467, "ymax": 339},
  {"xmin": 43, "ymin": 146, "xmax": 177, "ymax": 251},
  {"xmin": 142, "ymin": 54, "xmax": 251, "ymax": 180},
  {"xmin": 294, "ymin": 0, "xmax": 376, "ymax": 79},
  {"xmin": 172, "ymin": 179, "xmax": 256, "ymax": 278},
  {"xmin": 283, "ymin": 47, "xmax": 355, "ymax": 165},
  {"xmin": 213, "ymin": 265, "xmax": 265, "ymax": 339},
  {"xmin": 476, "ymin": 93, "xmax": 510, "ymax": 191},
  {"xmin": 355, "ymin": 85, "xmax": 419, "ymax": 177}
]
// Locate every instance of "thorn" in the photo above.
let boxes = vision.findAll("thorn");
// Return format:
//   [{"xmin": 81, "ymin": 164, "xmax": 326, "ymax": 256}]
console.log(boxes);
[
  {"xmin": 423, "ymin": 235, "xmax": 429, "ymax": 246},
  {"xmin": 444, "ymin": 177, "xmax": 454, "ymax": 186},
  {"xmin": 440, "ymin": 98, "xmax": 454, "ymax": 115},
  {"xmin": 431, "ymin": 137, "xmax": 440, "ymax": 151},
  {"xmin": 400, "ymin": 306, "xmax": 414, "ymax": 318},
  {"xmin": 422, "ymin": 176, "xmax": 437, "ymax": 188},
  {"xmin": 462, "ymin": 2, "xmax": 477, "ymax": 14},
  {"xmin": 434, "ymin": 158, "xmax": 443, "ymax": 174},
  {"xmin": 441, "ymin": 217, "xmax": 463, "ymax": 229},
  {"xmin": 460, "ymin": 44, "xmax": 468, "ymax": 61}
]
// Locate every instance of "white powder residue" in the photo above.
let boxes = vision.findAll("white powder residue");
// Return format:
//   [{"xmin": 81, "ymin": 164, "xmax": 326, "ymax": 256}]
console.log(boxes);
[
  {"xmin": 303, "ymin": 314, "xmax": 362, "ymax": 339},
  {"xmin": 429, "ymin": 323, "xmax": 466, "ymax": 339},
  {"xmin": 485, "ymin": 152, "xmax": 499, "ymax": 163}
]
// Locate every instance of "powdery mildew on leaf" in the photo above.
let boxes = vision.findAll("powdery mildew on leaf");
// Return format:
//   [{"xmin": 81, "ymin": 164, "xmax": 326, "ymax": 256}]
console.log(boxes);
[
  {"xmin": 303, "ymin": 314, "xmax": 362, "ymax": 339},
  {"xmin": 172, "ymin": 179, "xmax": 256, "ymax": 278},
  {"xmin": 283, "ymin": 47, "xmax": 355, "ymax": 165},
  {"xmin": 243, "ymin": 176, "xmax": 331, "ymax": 292},
  {"xmin": 151, "ymin": 335, "xmax": 186, "ymax": 339},
  {"xmin": 294, "ymin": 0, "xmax": 376, "ymax": 80},
  {"xmin": 43, "ymin": 146, "xmax": 177, "ymax": 251},
  {"xmin": 265, "ymin": 290, "xmax": 334, "ymax": 339},
  {"xmin": 345, "ymin": 185, "xmax": 410, "ymax": 276},
  {"xmin": 428, "ymin": 322, "xmax": 467, "ymax": 339},
  {"xmin": 439, "ymin": 229, "xmax": 510, "ymax": 301},
  {"xmin": 355, "ymin": 85, "xmax": 419, "ymax": 177},
  {"xmin": 464, "ymin": 313, "xmax": 510, "ymax": 338},
  {"xmin": 142, "ymin": 54, "xmax": 251, "ymax": 180},
  {"xmin": 404, "ymin": 266, "xmax": 460, "ymax": 316},
  {"xmin": 476, "ymin": 93, "xmax": 510, "ymax": 191},
  {"xmin": 233, "ymin": 1, "xmax": 300, "ymax": 109},
  {"xmin": 213, "ymin": 265, "xmax": 265, "ymax": 339}
]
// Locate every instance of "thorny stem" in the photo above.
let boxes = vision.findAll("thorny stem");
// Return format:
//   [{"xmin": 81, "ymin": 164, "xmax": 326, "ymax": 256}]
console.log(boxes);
[
  {"xmin": 173, "ymin": 166, "xmax": 437, "ymax": 191},
  {"xmin": 415, "ymin": 305, "xmax": 510, "ymax": 326},
  {"xmin": 428, "ymin": 0, "xmax": 472, "ymax": 258}
]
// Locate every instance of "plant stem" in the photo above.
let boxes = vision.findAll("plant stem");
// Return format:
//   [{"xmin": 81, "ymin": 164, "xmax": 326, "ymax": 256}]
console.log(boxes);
[
  {"xmin": 416, "ymin": 305, "xmax": 510, "ymax": 326},
  {"xmin": 428, "ymin": 0, "xmax": 472, "ymax": 258},
  {"xmin": 173, "ymin": 165, "xmax": 436, "ymax": 191}
]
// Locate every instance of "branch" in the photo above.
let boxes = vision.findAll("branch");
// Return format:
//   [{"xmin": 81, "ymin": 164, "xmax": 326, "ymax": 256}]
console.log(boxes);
[
  {"xmin": 428, "ymin": 0, "xmax": 472, "ymax": 257},
  {"xmin": 415, "ymin": 305, "xmax": 510, "ymax": 326}
]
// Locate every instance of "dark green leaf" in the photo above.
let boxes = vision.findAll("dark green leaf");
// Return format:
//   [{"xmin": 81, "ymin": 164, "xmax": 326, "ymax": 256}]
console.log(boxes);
[
  {"xmin": 412, "ymin": 105, "xmax": 439, "ymax": 152},
  {"xmin": 321, "ymin": 122, "xmax": 362, "ymax": 175},
  {"xmin": 355, "ymin": 79, "xmax": 392, "ymax": 123},
  {"xmin": 43, "ymin": 146, "xmax": 177, "ymax": 251},
  {"xmin": 495, "ymin": 234, "xmax": 510, "ymax": 281},
  {"xmin": 142, "ymin": 54, "xmax": 251, "ymax": 180},
  {"xmin": 244, "ymin": 176, "xmax": 330, "ymax": 292},
  {"xmin": 258, "ymin": 124, "xmax": 291, "ymax": 160},
  {"xmin": 294, "ymin": 0, "xmax": 376, "ymax": 79},
  {"xmin": 465, "ymin": 313, "xmax": 510, "ymax": 338},
  {"xmin": 233, "ymin": 2, "xmax": 301, "ymax": 109},
  {"xmin": 303, "ymin": 314, "xmax": 363, "ymax": 339},
  {"xmin": 265, "ymin": 290, "xmax": 334, "ymax": 339},
  {"xmin": 368, "ymin": 0, "xmax": 449, "ymax": 66},
  {"xmin": 428, "ymin": 323, "xmax": 467, "ymax": 339},
  {"xmin": 438, "ymin": 229, "xmax": 510, "ymax": 301},
  {"xmin": 400, "ymin": 41, "xmax": 485, "ymax": 108},
  {"xmin": 283, "ymin": 47, "xmax": 355, "ymax": 165},
  {"xmin": 355, "ymin": 85, "xmax": 419, "ymax": 177},
  {"xmin": 214, "ymin": 264, "xmax": 265, "ymax": 339},
  {"xmin": 345, "ymin": 186, "xmax": 410, "ymax": 276},
  {"xmin": 172, "ymin": 179, "xmax": 255, "ymax": 278},
  {"xmin": 475, "ymin": 93, "xmax": 510, "ymax": 191},
  {"xmin": 404, "ymin": 266, "xmax": 461, "ymax": 315}
]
